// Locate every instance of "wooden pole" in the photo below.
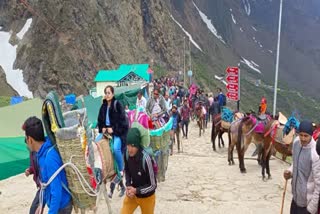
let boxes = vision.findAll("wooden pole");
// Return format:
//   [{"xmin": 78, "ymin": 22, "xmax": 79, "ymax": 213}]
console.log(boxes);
[{"xmin": 280, "ymin": 179, "xmax": 288, "ymax": 214}]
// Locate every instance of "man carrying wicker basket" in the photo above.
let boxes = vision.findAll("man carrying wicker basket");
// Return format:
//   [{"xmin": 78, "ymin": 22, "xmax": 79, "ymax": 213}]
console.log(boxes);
[{"xmin": 22, "ymin": 117, "xmax": 72, "ymax": 214}]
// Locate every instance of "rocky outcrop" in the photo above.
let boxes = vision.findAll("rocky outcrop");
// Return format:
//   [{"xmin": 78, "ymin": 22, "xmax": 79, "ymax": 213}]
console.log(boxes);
[{"xmin": 0, "ymin": 66, "xmax": 18, "ymax": 96}]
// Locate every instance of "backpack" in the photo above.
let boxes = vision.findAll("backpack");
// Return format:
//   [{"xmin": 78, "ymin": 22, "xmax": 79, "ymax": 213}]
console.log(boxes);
[
  {"xmin": 113, "ymin": 100, "xmax": 129, "ymax": 129},
  {"xmin": 142, "ymin": 148, "xmax": 158, "ymax": 178}
]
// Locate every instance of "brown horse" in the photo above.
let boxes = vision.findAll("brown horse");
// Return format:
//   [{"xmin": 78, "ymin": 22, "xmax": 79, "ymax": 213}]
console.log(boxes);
[
  {"xmin": 211, "ymin": 114, "xmax": 226, "ymax": 151},
  {"xmin": 234, "ymin": 115, "xmax": 270, "ymax": 173},
  {"xmin": 195, "ymin": 104, "xmax": 205, "ymax": 136},
  {"xmin": 211, "ymin": 112, "xmax": 244, "ymax": 151},
  {"xmin": 228, "ymin": 119, "xmax": 243, "ymax": 165},
  {"xmin": 260, "ymin": 119, "xmax": 295, "ymax": 180}
]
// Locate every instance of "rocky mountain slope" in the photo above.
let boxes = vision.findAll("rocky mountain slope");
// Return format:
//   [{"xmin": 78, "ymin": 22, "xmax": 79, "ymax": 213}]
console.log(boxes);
[
  {"xmin": 172, "ymin": 0, "xmax": 320, "ymax": 98},
  {"xmin": 1, "ymin": 0, "xmax": 187, "ymax": 97},
  {"xmin": 0, "ymin": 65, "xmax": 17, "ymax": 96}
]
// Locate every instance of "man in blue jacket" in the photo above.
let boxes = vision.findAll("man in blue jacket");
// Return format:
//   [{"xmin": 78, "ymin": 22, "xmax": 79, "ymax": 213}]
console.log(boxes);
[
  {"xmin": 217, "ymin": 88, "xmax": 226, "ymax": 109},
  {"xmin": 23, "ymin": 117, "xmax": 72, "ymax": 214}
]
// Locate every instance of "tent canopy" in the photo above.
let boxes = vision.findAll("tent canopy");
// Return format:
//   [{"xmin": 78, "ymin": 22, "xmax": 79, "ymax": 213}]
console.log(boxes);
[{"xmin": 0, "ymin": 98, "xmax": 43, "ymax": 137}]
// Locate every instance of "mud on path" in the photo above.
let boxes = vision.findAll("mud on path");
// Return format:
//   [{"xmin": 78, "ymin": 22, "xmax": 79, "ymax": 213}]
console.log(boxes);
[{"xmin": 0, "ymin": 121, "xmax": 292, "ymax": 213}]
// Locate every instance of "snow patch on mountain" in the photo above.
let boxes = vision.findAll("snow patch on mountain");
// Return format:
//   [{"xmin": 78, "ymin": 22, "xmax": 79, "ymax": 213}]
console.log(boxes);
[
  {"xmin": 250, "ymin": 60, "xmax": 260, "ymax": 68},
  {"xmin": 193, "ymin": 1, "xmax": 226, "ymax": 44},
  {"xmin": 17, "ymin": 19, "xmax": 32, "ymax": 39},
  {"xmin": 241, "ymin": 57, "xmax": 261, "ymax": 74},
  {"xmin": 251, "ymin": 26, "xmax": 257, "ymax": 31},
  {"xmin": 253, "ymin": 37, "xmax": 257, "ymax": 43},
  {"xmin": 242, "ymin": 0, "xmax": 251, "ymax": 16},
  {"xmin": 231, "ymin": 14, "xmax": 237, "ymax": 24},
  {"xmin": 215, "ymin": 75, "xmax": 227, "ymax": 85},
  {"xmin": 170, "ymin": 15, "xmax": 203, "ymax": 52},
  {"xmin": 0, "ymin": 18, "xmax": 33, "ymax": 98}
]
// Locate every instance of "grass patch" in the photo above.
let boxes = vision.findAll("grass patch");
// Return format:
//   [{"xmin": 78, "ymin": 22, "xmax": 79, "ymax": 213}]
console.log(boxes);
[{"xmin": 0, "ymin": 96, "xmax": 11, "ymax": 108}]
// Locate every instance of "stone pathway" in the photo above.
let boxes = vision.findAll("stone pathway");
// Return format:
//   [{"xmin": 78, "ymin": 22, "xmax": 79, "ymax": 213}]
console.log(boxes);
[{"xmin": 0, "ymin": 121, "xmax": 292, "ymax": 213}]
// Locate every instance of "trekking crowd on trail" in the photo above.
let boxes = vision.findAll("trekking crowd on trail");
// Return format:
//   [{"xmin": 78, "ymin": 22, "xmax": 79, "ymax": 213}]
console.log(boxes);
[
  {"xmin": 21, "ymin": 75, "xmax": 249, "ymax": 214},
  {"xmin": 22, "ymin": 73, "xmax": 320, "ymax": 214}
]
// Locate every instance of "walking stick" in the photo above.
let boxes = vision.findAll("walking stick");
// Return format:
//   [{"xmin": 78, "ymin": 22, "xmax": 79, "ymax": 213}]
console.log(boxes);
[{"xmin": 280, "ymin": 179, "xmax": 288, "ymax": 214}]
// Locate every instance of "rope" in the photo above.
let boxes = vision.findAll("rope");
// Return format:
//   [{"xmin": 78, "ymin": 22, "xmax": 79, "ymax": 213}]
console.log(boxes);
[
  {"xmin": 38, "ymin": 157, "xmax": 99, "ymax": 214},
  {"xmin": 245, "ymin": 120, "xmax": 259, "ymax": 136}
]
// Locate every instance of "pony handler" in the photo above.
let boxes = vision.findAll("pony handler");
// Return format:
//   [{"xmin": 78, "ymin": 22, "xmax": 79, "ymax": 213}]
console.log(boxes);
[
  {"xmin": 23, "ymin": 117, "xmax": 72, "ymax": 214},
  {"xmin": 283, "ymin": 121, "xmax": 320, "ymax": 214}
]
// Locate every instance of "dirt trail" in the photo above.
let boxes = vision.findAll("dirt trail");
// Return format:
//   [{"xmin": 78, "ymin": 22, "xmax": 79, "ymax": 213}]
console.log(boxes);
[{"xmin": 0, "ymin": 121, "xmax": 292, "ymax": 213}]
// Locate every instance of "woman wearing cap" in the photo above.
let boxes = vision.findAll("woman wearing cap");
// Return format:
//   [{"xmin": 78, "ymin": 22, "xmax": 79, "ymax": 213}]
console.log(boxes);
[
  {"xmin": 98, "ymin": 85, "xmax": 129, "ymax": 176},
  {"xmin": 283, "ymin": 120, "xmax": 320, "ymax": 214},
  {"xmin": 121, "ymin": 128, "xmax": 157, "ymax": 214}
]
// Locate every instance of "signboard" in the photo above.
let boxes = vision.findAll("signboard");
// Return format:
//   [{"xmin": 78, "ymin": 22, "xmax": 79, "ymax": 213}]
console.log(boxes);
[
  {"xmin": 226, "ymin": 67, "xmax": 240, "ymax": 101},
  {"xmin": 227, "ymin": 92, "xmax": 239, "ymax": 101},
  {"xmin": 226, "ymin": 75, "xmax": 239, "ymax": 83},
  {"xmin": 187, "ymin": 70, "xmax": 193, "ymax": 77},
  {"xmin": 226, "ymin": 67, "xmax": 239, "ymax": 76},
  {"xmin": 226, "ymin": 83, "xmax": 239, "ymax": 91}
]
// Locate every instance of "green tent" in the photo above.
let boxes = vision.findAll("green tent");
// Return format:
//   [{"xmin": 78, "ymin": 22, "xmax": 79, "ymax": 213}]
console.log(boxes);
[
  {"xmin": 0, "ymin": 137, "xmax": 29, "ymax": 180},
  {"xmin": 0, "ymin": 98, "xmax": 43, "ymax": 180},
  {"xmin": 0, "ymin": 98, "xmax": 43, "ymax": 137},
  {"xmin": 114, "ymin": 84, "xmax": 148, "ymax": 110}
]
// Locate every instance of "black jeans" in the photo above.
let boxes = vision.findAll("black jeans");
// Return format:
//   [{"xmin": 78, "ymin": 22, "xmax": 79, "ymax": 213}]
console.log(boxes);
[
  {"xmin": 181, "ymin": 120, "xmax": 189, "ymax": 138},
  {"xmin": 30, "ymin": 189, "xmax": 40, "ymax": 214},
  {"xmin": 290, "ymin": 200, "xmax": 310, "ymax": 214},
  {"xmin": 58, "ymin": 202, "xmax": 73, "ymax": 214}
]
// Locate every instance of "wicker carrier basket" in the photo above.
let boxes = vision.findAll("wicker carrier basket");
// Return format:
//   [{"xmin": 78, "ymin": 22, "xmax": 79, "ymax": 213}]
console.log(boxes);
[{"xmin": 56, "ymin": 109, "xmax": 97, "ymax": 212}]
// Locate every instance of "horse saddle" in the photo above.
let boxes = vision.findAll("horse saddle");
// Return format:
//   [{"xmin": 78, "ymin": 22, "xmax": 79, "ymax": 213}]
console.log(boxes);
[
  {"xmin": 250, "ymin": 115, "xmax": 266, "ymax": 134},
  {"xmin": 221, "ymin": 120, "xmax": 231, "ymax": 129},
  {"xmin": 274, "ymin": 125, "xmax": 295, "ymax": 145},
  {"xmin": 254, "ymin": 121, "xmax": 265, "ymax": 134}
]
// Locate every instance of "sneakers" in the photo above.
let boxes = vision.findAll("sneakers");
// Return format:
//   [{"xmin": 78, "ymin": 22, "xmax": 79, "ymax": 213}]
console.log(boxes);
[
  {"xmin": 108, "ymin": 192, "xmax": 113, "ymax": 199},
  {"xmin": 119, "ymin": 186, "xmax": 125, "ymax": 197}
]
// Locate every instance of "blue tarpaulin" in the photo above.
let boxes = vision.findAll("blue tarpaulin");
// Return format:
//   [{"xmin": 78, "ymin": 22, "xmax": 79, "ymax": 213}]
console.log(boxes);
[
  {"xmin": 10, "ymin": 96, "xmax": 23, "ymax": 105},
  {"xmin": 65, "ymin": 94, "xmax": 76, "ymax": 105}
]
